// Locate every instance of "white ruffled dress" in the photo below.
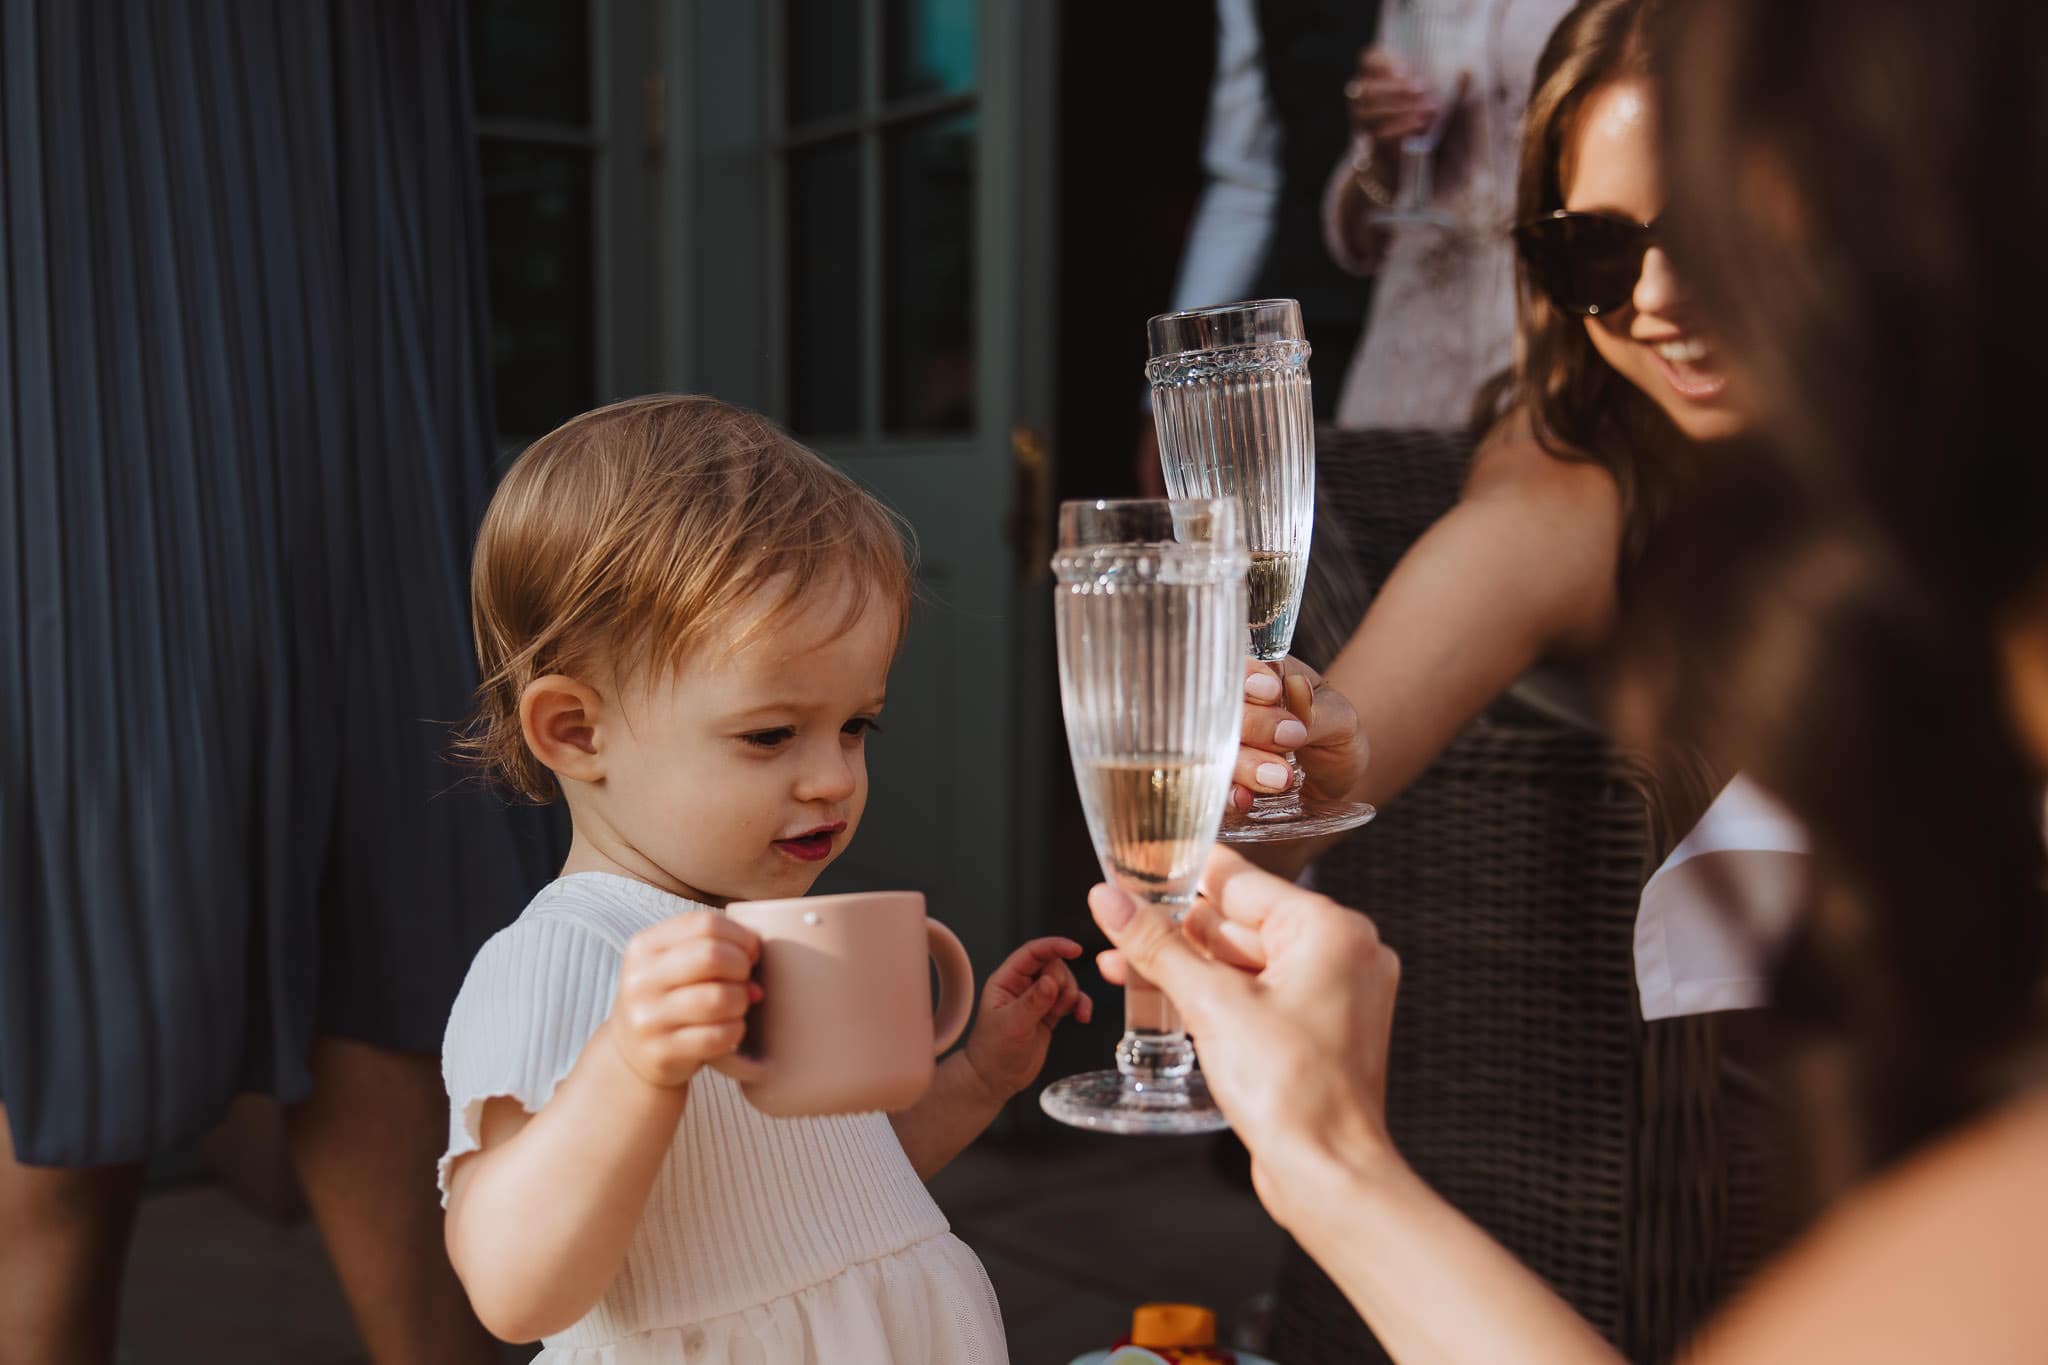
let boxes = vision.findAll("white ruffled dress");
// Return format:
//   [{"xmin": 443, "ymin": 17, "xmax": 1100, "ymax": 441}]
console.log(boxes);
[{"xmin": 439, "ymin": 873, "xmax": 1008, "ymax": 1364}]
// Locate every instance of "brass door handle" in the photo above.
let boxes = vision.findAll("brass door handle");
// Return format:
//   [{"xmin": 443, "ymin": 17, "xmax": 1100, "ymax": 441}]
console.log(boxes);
[{"xmin": 1007, "ymin": 425, "xmax": 1052, "ymax": 587}]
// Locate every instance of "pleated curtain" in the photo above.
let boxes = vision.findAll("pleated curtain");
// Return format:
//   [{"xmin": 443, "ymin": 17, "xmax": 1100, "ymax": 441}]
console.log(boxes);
[{"xmin": 0, "ymin": 0, "xmax": 560, "ymax": 1166}]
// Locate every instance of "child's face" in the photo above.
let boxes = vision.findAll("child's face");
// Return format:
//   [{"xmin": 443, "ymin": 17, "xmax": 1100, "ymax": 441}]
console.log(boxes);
[{"xmin": 589, "ymin": 580, "xmax": 896, "ymax": 904}]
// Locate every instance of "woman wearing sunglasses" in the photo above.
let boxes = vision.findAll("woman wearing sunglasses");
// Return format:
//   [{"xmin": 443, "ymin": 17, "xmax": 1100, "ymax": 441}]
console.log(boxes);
[
  {"xmin": 1237, "ymin": 0, "xmax": 1741, "ymax": 854},
  {"xmin": 1109, "ymin": 0, "xmax": 2048, "ymax": 1356},
  {"xmin": 1222, "ymin": 0, "xmax": 1766, "ymax": 1343}
]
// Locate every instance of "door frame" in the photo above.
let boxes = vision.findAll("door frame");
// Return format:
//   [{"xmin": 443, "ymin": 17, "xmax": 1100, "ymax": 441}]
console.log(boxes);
[{"xmin": 656, "ymin": 0, "xmax": 1059, "ymax": 965}]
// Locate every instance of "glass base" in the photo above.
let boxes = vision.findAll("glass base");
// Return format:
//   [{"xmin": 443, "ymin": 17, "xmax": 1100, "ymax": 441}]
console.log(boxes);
[
  {"xmin": 1039, "ymin": 1069, "xmax": 1230, "ymax": 1136},
  {"xmin": 1219, "ymin": 797, "xmax": 1378, "ymax": 845}
]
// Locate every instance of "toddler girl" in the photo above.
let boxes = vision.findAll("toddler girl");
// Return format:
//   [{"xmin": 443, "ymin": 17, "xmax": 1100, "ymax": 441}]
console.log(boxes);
[{"xmin": 439, "ymin": 395, "xmax": 1090, "ymax": 1362}]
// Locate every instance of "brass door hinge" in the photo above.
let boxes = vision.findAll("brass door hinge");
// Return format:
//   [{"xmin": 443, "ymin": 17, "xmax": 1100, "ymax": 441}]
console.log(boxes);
[{"xmin": 1007, "ymin": 425, "xmax": 1052, "ymax": 587}]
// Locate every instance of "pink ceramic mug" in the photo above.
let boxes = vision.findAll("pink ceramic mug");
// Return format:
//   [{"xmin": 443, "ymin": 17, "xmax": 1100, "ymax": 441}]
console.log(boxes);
[{"xmin": 712, "ymin": 891, "xmax": 975, "ymax": 1117}]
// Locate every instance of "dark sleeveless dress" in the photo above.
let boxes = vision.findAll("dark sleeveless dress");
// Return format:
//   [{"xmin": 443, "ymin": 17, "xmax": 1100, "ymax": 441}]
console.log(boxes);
[{"xmin": 0, "ymin": 0, "xmax": 560, "ymax": 1166}]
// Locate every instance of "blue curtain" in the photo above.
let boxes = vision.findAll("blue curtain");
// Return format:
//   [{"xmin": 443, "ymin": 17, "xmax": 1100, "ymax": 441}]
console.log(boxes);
[{"xmin": 0, "ymin": 0, "xmax": 560, "ymax": 1165}]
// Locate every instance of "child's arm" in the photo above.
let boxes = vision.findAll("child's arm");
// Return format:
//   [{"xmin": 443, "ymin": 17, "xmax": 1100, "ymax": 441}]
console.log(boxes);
[
  {"xmin": 442, "ymin": 914, "xmax": 759, "ymax": 1343},
  {"xmin": 889, "ymin": 937, "xmax": 1091, "ymax": 1178}
]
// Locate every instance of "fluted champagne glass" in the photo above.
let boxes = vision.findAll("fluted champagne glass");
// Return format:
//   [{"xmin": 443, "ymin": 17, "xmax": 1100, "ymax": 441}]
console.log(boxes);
[
  {"xmin": 1148, "ymin": 298, "xmax": 1378, "ymax": 842},
  {"xmin": 1041, "ymin": 498, "xmax": 1244, "ymax": 1136}
]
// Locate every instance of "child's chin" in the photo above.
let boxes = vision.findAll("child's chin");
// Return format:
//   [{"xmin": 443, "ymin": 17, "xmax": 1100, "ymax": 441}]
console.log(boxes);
[
  {"xmin": 784, "ymin": 860, "xmax": 833, "ymax": 895},
  {"xmin": 751, "ymin": 855, "xmax": 835, "ymax": 899}
]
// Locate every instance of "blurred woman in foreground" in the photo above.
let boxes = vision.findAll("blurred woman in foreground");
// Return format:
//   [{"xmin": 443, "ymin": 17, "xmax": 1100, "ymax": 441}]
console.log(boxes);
[{"xmin": 1098, "ymin": 0, "xmax": 2048, "ymax": 1358}]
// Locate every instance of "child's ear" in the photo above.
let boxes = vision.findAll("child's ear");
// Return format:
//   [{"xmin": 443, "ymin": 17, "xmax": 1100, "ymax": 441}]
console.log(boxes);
[{"xmin": 520, "ymin": 674, "xmax": 606, "ymax": 785}]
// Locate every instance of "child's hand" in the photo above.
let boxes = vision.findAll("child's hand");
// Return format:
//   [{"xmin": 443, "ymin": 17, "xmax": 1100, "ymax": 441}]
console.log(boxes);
[
  {"xmin": 605, "ymin": 914, "xmax": 762, "ymax": 1089},
  {"xmin": 964, "ymin": 937, "xmax": 1093, "ymax": 1102}
]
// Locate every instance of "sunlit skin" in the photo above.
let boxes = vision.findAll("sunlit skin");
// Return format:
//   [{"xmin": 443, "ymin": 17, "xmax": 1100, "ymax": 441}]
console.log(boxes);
[
  {"xmin": 528, "ymin": 579, "xmax": 894, "ymax": 906},
  {"xmin": 1567, "ymin": 77, "xmax": 1748, "ymax": 443}
]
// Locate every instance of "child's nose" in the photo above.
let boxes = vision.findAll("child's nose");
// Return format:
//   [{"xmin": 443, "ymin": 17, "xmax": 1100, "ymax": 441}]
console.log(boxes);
[{"xmin": 794, "ymin": 746, "xmax": 858, "ymax": 804}]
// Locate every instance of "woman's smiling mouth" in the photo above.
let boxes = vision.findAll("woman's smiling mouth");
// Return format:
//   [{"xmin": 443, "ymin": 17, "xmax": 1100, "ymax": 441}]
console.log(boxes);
[{"xmin": 1644, "ymin": 332, "xmax": 1730, "ymax": 401}]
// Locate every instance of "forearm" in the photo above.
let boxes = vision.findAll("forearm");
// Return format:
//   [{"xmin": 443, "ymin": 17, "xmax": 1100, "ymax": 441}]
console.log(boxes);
[
  {"xmin": 1235, "ymin": 667, "xmax": 1527, "ymax": 883},
  {"xmin": 1280, "ymin": 1145, "xmax": 1625, "ymax": 1365},
  {"xmin": 1248, "ymin": 473, "xmax": 1615, "ymax": 882},
  {"xmin": 888, "ymin": 1051, "xmax": 1006, "ymax": 1179},
  {"xmin": 447, "ymin": 1019, "xmax": 688, "ymax": 1341}
]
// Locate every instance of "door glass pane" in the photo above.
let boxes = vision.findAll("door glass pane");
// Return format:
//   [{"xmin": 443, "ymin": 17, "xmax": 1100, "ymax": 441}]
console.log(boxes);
[
  {"xmin": 884, "ymin": 112, "xmax": 975, "ymax": 434},
  {"xmin": 884, "ymin": 0, "xmax": 977, "ymax": 101},
  {"xmin": 787, "ymin": 0, "xmax": 861, "ymax": 126},
  {"xmin": 478, "ymin": 139, "xmax": 597, "ymax": 440},
  {"xmin": 469, "ymin": 0, "xmax": 590, "ymax": 126},
  {"xmin": 788, "ymin": 137, "xmax": 864, "ymax": 437}
]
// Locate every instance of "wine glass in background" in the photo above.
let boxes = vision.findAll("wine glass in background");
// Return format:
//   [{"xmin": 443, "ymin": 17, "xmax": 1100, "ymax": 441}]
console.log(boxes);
[
  {"xmin": 1041, "ymin": 497, "xmax": 1245, "ymax": 1136},
  {"xmin": 1148, "ymin": 298, "xmax": 1377, "ymax": 843},
  {"xmin": 1376, "ymin": 0, "xmax": 1479, "ymax": 227}
]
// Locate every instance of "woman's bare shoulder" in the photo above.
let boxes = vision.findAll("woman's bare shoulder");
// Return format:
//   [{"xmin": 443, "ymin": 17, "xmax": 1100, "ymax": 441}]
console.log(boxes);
[
  {"xmin": 1464, "ymin": 407, "xmax": 1623, "ymax": 517},
  {"xmin": 1692, "ymin": 1094, "xmax": 2048, "ymax": 1364},
  {"xmin": 1408, "ymin": 409, "xmax": 1622, "ymax": 646}
]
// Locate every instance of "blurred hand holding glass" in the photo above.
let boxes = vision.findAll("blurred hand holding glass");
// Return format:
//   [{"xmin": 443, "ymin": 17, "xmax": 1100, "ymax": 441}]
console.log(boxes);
[
  {"xmin": 1041, "ymin": 498, "xmax": 1245, "ymax": 1135},
  {"xmin": 1377, "ymin": 0, "xmax": 1481, "ymax": 227},
  {"xmin": 1147, "ymin": 299, "xmax": 1377, "ymax": 842}
]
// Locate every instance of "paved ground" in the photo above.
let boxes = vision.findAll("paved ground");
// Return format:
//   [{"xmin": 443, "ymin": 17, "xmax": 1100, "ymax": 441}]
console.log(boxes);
[{"xmin": 116, "ymin": 1126, "xmax": 1286, "ymax": 1364}]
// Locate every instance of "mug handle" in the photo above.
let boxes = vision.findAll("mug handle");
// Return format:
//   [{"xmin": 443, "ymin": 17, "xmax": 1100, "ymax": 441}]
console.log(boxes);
[{"xmin": 926, "ymin": 919, "xmax": 975, "ymax": 1055}]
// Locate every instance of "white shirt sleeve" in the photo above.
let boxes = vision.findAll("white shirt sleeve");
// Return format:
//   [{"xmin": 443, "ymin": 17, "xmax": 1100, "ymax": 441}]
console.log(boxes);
[{"xmin": 437, "ymin": 914, "xmax": 622, "ymax": 1202}]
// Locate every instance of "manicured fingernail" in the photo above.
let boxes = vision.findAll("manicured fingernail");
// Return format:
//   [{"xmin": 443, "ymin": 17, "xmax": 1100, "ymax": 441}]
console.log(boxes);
[
  {"xmin": 748, "ymin": 982, "xmax": 765, "ymax": 1003},
  {"xmin": 1256, "ymin": 762, "xmax": 1290, "ymax": 790},
  {"xmin": 1274, "ymin": 719, "xmax": 1309, "ymax": 749},
  {"xmin": 1245, "ymin": 672, "xmax": 1282, "ymax": 702}
]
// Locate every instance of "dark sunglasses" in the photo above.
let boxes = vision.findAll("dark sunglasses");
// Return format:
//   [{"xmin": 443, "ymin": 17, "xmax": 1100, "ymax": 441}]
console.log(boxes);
[{"xmin": 1513, "ymin": 211, "xmax": 1661, "ymax": 317}]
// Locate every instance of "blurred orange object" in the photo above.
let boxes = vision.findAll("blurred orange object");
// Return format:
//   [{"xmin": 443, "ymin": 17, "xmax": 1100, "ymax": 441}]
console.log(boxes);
[
  {"xmin": 1118, "ymin": 1303, "xmax": 1235, "ymax": 1363},
  {"xmin": 1132, "ymin": 1304, "xmax": 1214, "ymax": 1346}
]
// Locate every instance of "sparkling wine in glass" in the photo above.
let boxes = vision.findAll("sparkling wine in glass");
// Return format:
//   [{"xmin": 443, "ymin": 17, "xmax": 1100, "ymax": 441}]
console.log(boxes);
[
  {"xmin": 1041, "ymin": 497, "xmax": 1245, "ymax": 1136},
  {"xmin": 1148, "ymin": 298, "xmax": 1378, "ymax": 844}
]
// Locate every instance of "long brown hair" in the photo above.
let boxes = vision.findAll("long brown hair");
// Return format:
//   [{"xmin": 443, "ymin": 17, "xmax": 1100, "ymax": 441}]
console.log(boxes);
[
  {"xmin": 1479, "ymin": 0, "xmax": 1686, "ymax": 564},
  {"xmin": 1636, "ymin": 0, "xmax": 2048, "ymax": 1173}
]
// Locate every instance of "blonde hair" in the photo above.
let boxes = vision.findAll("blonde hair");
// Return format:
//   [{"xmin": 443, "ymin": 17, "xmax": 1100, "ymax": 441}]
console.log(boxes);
[{"xmin": 464, "ymin": 394, "xmax": 915, "ymax": 801}]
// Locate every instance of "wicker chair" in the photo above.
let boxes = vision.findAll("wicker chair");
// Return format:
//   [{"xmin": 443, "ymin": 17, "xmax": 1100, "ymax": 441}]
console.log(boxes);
[{"xmin": 1268, "ymin": 427, "xmax": 1766, "ymax": 1364}]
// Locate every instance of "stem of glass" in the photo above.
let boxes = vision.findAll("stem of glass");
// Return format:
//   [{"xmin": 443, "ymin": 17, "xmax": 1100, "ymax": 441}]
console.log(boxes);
[
  {"xmin": 1395, "ymin": 134, "xmax": 1435, "ymax": 211},
  {"xmin": 1114, "ymin": 898, "xmax": 1199, "ymax": 1089}
]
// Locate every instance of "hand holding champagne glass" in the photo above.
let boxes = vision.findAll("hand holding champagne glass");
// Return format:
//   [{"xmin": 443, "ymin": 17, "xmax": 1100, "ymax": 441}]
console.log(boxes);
[
  {"xmin": 1374, "ymin": 0, "xmax": 1479, "ymax": 227},
  {"xmin": 1147, "ymin": 298, "xmax": 1378, "ymax": 843},
  {"xmin": 1040, "ymin": 498, "xmax": 1245, "ymax": 1135}
]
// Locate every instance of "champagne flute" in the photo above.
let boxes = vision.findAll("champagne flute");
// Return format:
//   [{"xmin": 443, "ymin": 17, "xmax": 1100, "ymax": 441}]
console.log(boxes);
[
  {"xmin": 1375, "ymin": 0, "xmax": 1473, "ymax": 228},
  {"xmin": 1148, "ymin": 298, "xmax": 1378, "ymax": 843},
  {"xmin": 1040, "ymin": 497, "xmax": 1244, "ymax": 1136}
]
